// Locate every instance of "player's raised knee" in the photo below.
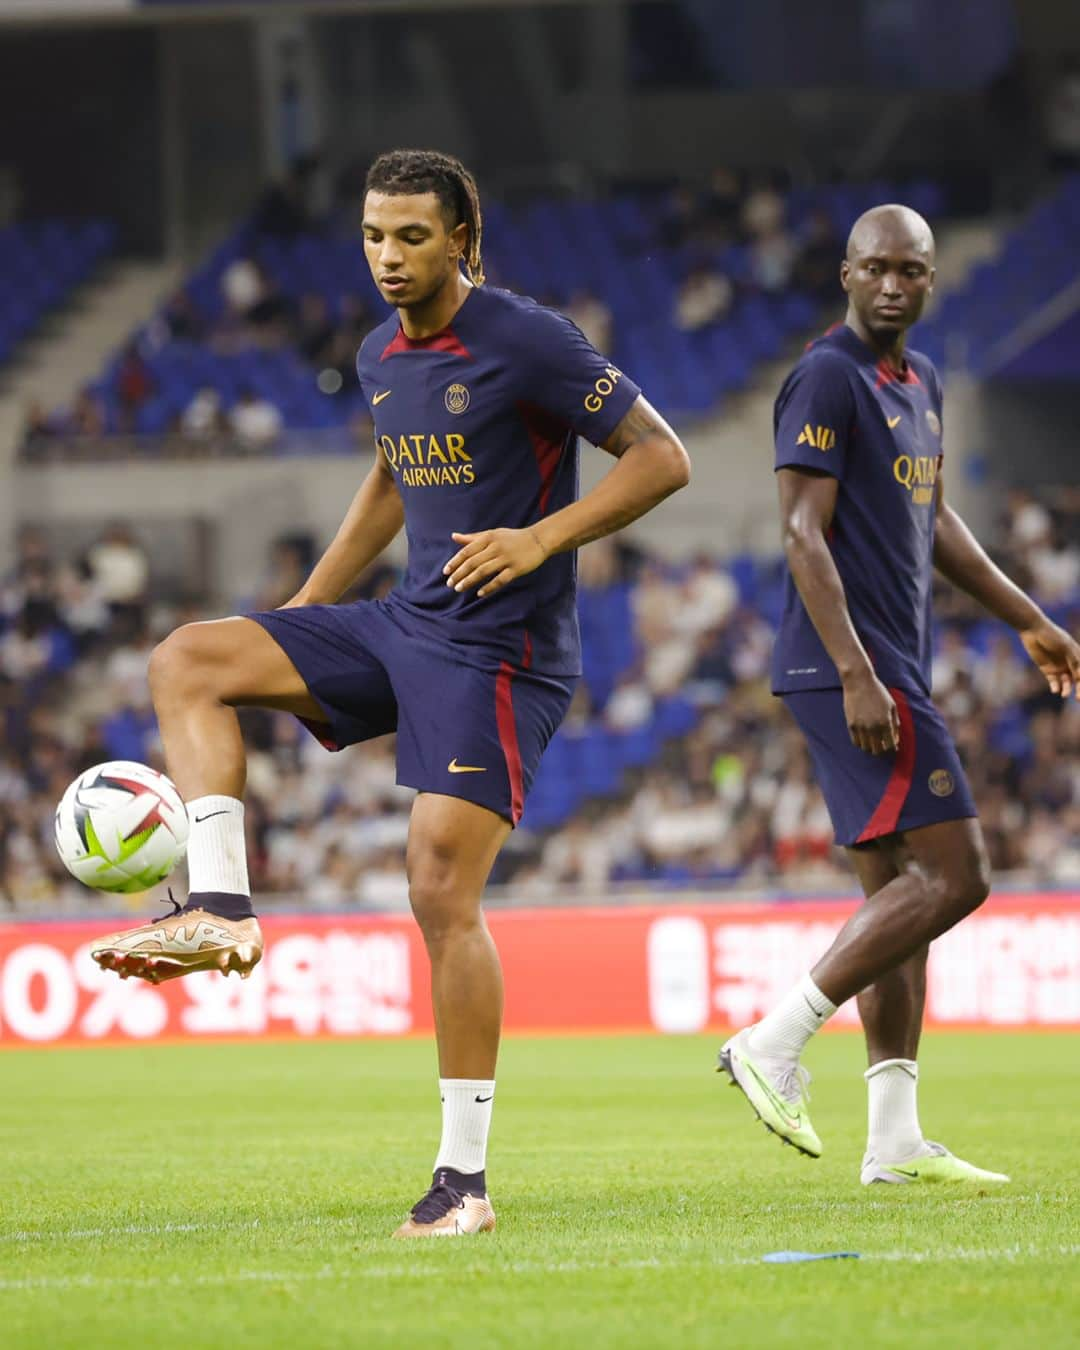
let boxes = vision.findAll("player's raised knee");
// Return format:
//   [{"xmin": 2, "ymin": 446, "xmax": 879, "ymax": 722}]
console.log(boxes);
[{"xmin": 147, "ymin": 622, "xmax": 222, "ymax": 702}]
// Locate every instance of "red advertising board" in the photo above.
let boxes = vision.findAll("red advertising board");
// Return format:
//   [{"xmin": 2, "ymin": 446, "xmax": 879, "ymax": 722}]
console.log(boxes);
[{"xmin": 1, "ymin": 893, "xmax": 1078, "ymax": 1047}]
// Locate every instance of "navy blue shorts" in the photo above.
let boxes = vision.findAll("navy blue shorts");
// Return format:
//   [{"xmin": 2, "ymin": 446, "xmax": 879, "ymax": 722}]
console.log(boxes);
[
  {"xmin": 783, "ymin": 685, "xmax": 977, "ymax": 848},
  {"xmin": 249, "ymin": 599, "xmax": 576, "ymax": 825}
]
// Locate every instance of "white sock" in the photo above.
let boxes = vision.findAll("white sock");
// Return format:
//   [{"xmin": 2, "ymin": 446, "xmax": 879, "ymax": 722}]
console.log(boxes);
[
  {"xmin": 748, "ymin": 974, "xmax": 837, "ymax": 1061},
  {"xmin": 185, "ymin": 795, "xmax": 249, "ymax": 896},
  {"xmin": 866, "ymin": 1058, "xmax": 923, "ymax": 1161},
  {"xmin": 433, "ymin": 1079, "xmax": 495, "ymax": 1177}
]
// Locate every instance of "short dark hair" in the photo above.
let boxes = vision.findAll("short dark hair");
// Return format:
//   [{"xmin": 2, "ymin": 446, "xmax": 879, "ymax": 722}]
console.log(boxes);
[{"xmin": 364, "ymin": 149, "xmax": 485, "ymax": 285}]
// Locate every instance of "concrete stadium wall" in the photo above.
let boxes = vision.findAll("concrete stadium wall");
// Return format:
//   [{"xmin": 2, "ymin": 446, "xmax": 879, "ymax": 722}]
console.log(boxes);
[{"xmin": 14, "ymin": 368, "xmax": 996, "ymax": 604}]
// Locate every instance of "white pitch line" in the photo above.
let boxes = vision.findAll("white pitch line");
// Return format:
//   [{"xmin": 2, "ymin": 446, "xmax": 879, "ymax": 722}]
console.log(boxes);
[
  {"xmin": 1, "ymin": 1245, "xmax": 1077, "ymax": 1294},
  {"xmin": 0, "ymin": 1216, "xmax": 357, "ymax": 1246}
]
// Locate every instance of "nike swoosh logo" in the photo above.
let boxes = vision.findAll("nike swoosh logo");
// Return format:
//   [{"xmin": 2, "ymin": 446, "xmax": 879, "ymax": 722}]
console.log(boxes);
[
  {"xmin": 887, "ymin": 415, "xmax": 901, "ymax": 428},
  {"xmin": 744, "ymin": 1059, "xmax": 803, "ymax": 1133},
  {"xmin": 448, "ymin": 759, "xmax": 487, "ymax": 774},
  {"xmin": 372, "ymin": 390, "xmax": 392, "ymax": 406},
  {"xmin": 474, "ymin": 1094, "xmax": 493, "ymax": 1103},
  {"xmin": 193, "ymin": 810, "xmax": 230, "ymax": 824},
  {"xmin": 888, "ymin": 1166, "xmax": 919, "ymax": 1178}
]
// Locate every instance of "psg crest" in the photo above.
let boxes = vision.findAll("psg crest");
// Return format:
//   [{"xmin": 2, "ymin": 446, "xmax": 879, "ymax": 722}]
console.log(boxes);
[{"xmin": 445, "ymin": 383, "xmax": 470, "ymax": 414}]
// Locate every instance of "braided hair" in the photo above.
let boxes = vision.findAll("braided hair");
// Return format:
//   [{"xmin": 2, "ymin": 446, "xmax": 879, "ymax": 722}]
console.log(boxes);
[{"xmin": 364, "ymin": 149, "xmax": 485, "ymax": 286}]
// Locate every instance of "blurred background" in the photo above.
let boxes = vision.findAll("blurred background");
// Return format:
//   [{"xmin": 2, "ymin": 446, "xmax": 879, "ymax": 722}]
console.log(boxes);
[{"xmin": 2, "ymin": 0, "xmax": 1079, "ymax": 917}]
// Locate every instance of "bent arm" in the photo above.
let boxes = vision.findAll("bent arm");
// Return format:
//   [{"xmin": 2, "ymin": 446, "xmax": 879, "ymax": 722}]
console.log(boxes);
[
  {"xmin": 932, "ymin": 481, "xmax": 1042, "ymax": 629},
  {"xmin": 532, "ymin": 395, "xmax": 690, "ymax": 556},
  {"xmin": 932, "ymin": 476, "xmax": 1080, "ymax": 698},
  {"xmin": 284, "ymin": 452, "xmax": 404, "ymax": 606}
]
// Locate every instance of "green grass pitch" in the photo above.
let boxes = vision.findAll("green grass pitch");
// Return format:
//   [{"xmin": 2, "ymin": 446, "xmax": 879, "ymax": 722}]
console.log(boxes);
[{"xmin": 2, "ymin": 1032, "xmax": 1078, "ymax": 1349}]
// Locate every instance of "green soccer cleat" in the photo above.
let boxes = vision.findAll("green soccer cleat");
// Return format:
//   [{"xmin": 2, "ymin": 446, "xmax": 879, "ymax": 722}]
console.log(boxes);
[
  {"xmin": 718, "ymin": 1026, "xmax": 822, "ymax": 1159},
  {"xmin": 861, "ymin": 1141, "xmax": 1011, "ymax": 1186}
]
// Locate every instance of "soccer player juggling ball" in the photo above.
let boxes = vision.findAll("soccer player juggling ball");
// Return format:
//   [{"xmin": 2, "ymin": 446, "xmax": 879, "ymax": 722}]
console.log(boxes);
[
  {"xmin": 721, "ymin": 205, "xmax": 1080, "ymax": 1183},
  {"xmin": 91, "ymin": 150, "xmax": 690, "ymax": 1236}
]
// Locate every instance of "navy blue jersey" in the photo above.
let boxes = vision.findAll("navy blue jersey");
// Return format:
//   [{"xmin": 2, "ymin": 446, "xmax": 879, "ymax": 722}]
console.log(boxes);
[
  {"xmin": 770, "ymin": 324, "xmax": 945, "ymax": 696},
  {"xmin": 356, "ymin": 286, "xmax": 640, "ymax": 676}
]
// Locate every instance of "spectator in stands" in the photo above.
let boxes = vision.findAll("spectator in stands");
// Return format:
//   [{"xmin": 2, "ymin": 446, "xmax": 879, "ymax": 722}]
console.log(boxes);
[
  {"xmin": 21, "ymin": 400, "xmax": 58, "ymax": 456},
  {"xmin": 253, "ymin": 164, "xmax": 313, "ymax": 237},
  {"xmin": 701, "ymin": 166, "xmax": 743, "ymax": 246},
  {"xmin": 564, "ymin": 290, "xmax": 614, "ymax": 354},
  {"xmin": 1045, "ymin": 54, "xmax": 1080, "ymax": 173},
  {"xmin": 181, "ymin": 386, "xmax": 227, "ymax": 444},
  {"xmin": 1005, "ymin": 486, "xmax": 1052, "ymax": 554},
  {"xmin": 1028, "ymin": 528, "xmax": 1080, "ymax": 603},
  {"xmin": 741, "ymin": 175, "xmax": 797, "ymax": 293},
  {"xmin": 219, "ymin": 258, "xmax": 290, "ymax": 347},
  {"xmin": 70, "ymin": 387, "xmax": 106, "ymax": 438},
  {"xmin": 160, "ymin": 288, "xmax": 206, "ymax": 344},
  {"xmin": 674, "ymin": 264, "xmax": 734, "ymax": 331},
  {"xmin": 252, "ymin": 536, "xmax": 314, "ymax": 611},
  {"xmin": 604, "ymin": 668, "xmax": 654, "ymax": 731},
  {"xmin": 740, "ymin": 175, "xmax": 786, "ymax": 241},
  {"xmin": 115, "ymin": 341, "xmax": 155, "ymax": 432},
  {"xmin": 230, "ymin": 387, "xmax": 284, "ymax": 451},
  {"xmin": 54, "ymin": 557, "xmax": 109, "ymax": 655},
  {"xmin": 749, "ymin": 223, "xmax": 797, "ymax": 294},
  {"xmin": 85, "ymin": 523, "xmax": 150, "ymax": 636},
  {"xmin": 656, "ymin": 184, "xmax": 705, "ymax": 251},
  {"xmin": 973, "ymin": 632, "xmax": 1029, "ymax": 710},
  {"xmin": 795, "ymin": 208, "xmax": 842, "ymax": 303},
  {"xmin": 295, "ymin": 292, "xmax": 337, "ymax": 364}
]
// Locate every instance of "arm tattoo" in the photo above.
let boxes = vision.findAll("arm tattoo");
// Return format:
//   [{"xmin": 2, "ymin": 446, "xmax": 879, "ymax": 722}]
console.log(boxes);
[{"xmin": 604, "ymin": 400, "xmax": 665, "ymax": 457}]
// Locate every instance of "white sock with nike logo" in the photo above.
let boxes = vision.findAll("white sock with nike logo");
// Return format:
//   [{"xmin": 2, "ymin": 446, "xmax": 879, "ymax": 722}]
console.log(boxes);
[
  {"xmin": 433, "ymin": 1079, "xmax": 495, "ymax": 1176},
  {"xmin": 747, "ymin": 974, "xmax": 837, "ymax": 1062},
  {"xmin": 186, "ymin": 795, "xmax": 249, "ymax": 897},
  {"xmin": 865, "ymin": 1058, "xmax": 922, "ymax": 1161}
]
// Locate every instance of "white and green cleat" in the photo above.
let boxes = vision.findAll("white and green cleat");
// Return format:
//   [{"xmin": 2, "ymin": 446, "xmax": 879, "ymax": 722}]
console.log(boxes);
[
  {"xmin": 861, "ymin": 1141, "xmax": 1010, "ymax": 1186},
  {"xmin": 718, "ymin": 1026, "xmax": 822, "ymax": 1158}
]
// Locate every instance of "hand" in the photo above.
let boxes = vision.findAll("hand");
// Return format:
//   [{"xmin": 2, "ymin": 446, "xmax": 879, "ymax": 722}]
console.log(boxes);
[
  {"xmin": 443, "ymin": 528, "xmax": 549, "ymax": 599},
  {"xmin": 842, "ymin": 671, "xmax": 900, "ymax": 755},
  {"xmin": 1020, "ymin": 620, "xmax": 1080, "ymax": 698}
]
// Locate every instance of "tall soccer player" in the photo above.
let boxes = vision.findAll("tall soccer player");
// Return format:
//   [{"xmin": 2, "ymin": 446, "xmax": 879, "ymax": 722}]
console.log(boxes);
[
  {"xmin": 721, "ymin": 204, "xmax": 1080, "ymax": 1183},
  {"xmin": 90, "ymin": 150, "xmax": 690, "ymax": 1235}
]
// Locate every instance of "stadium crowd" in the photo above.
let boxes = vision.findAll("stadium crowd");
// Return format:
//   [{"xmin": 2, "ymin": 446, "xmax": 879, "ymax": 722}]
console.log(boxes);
[
  {"xmin": 19, "ymin": 166, "xmax": 882, "ymax": 457},
  {"xmin": 2, "ymin": 486, "xmax": 1079, "ymax": 913}
]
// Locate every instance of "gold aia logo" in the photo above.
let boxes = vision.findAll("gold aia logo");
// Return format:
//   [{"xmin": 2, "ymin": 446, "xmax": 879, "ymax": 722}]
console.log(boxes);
[{"xmin": 796, "ymin": 424, "xmax": 836, "ymax": 452}]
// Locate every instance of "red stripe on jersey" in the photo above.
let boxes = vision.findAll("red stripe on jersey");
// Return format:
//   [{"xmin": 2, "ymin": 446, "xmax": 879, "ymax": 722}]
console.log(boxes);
[
  {"xmin": 300, "ymin": 716, "xmax": 341, "ymax": 752},
  {"xmin": 805, "ymin": 320, "xmax": 846, "ymax": 352},
  {"xmin": 522, "ymin": 630, "xmax": 533, "ymax": 670},
  {"xmin": 874, "ymin": 358, "xmax": 921, "ymax": 389},
  {"xmin": 856, "ymin": 688, "xmax": 916, "ymax": 843},
  {"xmin": 380, "ymin": 327, "xmax": 472, "ymax": 361},
  {"xmin": 516, "ymin": 401, "xmax": 570, "ymax": 515},
  {"xmin": 495, "ymin": 661, "xmax": 525, "ymax": 825}
]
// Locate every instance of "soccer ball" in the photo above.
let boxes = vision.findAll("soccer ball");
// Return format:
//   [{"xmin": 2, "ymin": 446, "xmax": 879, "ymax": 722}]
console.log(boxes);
[{"xmin": 55, "ymin": 761, "xmax": 189, "ymax": 893}]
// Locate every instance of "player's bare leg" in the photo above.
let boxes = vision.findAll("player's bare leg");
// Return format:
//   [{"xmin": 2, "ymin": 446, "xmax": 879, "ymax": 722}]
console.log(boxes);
[
  {"xmin": 848, "ymin": 841, "xmax": 925, "ymax": 1061},
  {"xmin": 721, "ymin": 820, "xmax": 985, "ymax": 1154},
  {"xmin": 811, "ymin": 818, "xmax": 990, "ymax": 1006},
  {"xmin": 848, "ymin": 840, "xmax": 1008, "ymax": 1184},
  {"xmin": 723, "ymin": 818, "xmax": 1007, "ymax": 1177},
  {"xmin": 393, "ymin": 792, "xmax": 509, "ymax": 1238},
  {"xmin": 92, "ymin": 617, "xmax": 326, "ymax": 985}
]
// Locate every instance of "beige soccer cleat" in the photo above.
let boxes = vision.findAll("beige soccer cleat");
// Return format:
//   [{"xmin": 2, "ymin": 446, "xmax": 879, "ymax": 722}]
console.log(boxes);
[
  {"xmin": 392, "ymin": 1175, "xmax": 497, "ymax": 1239},
  {"xmin": 91, "ymin": 904, "xmax": 263, "ymax": 985}
]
